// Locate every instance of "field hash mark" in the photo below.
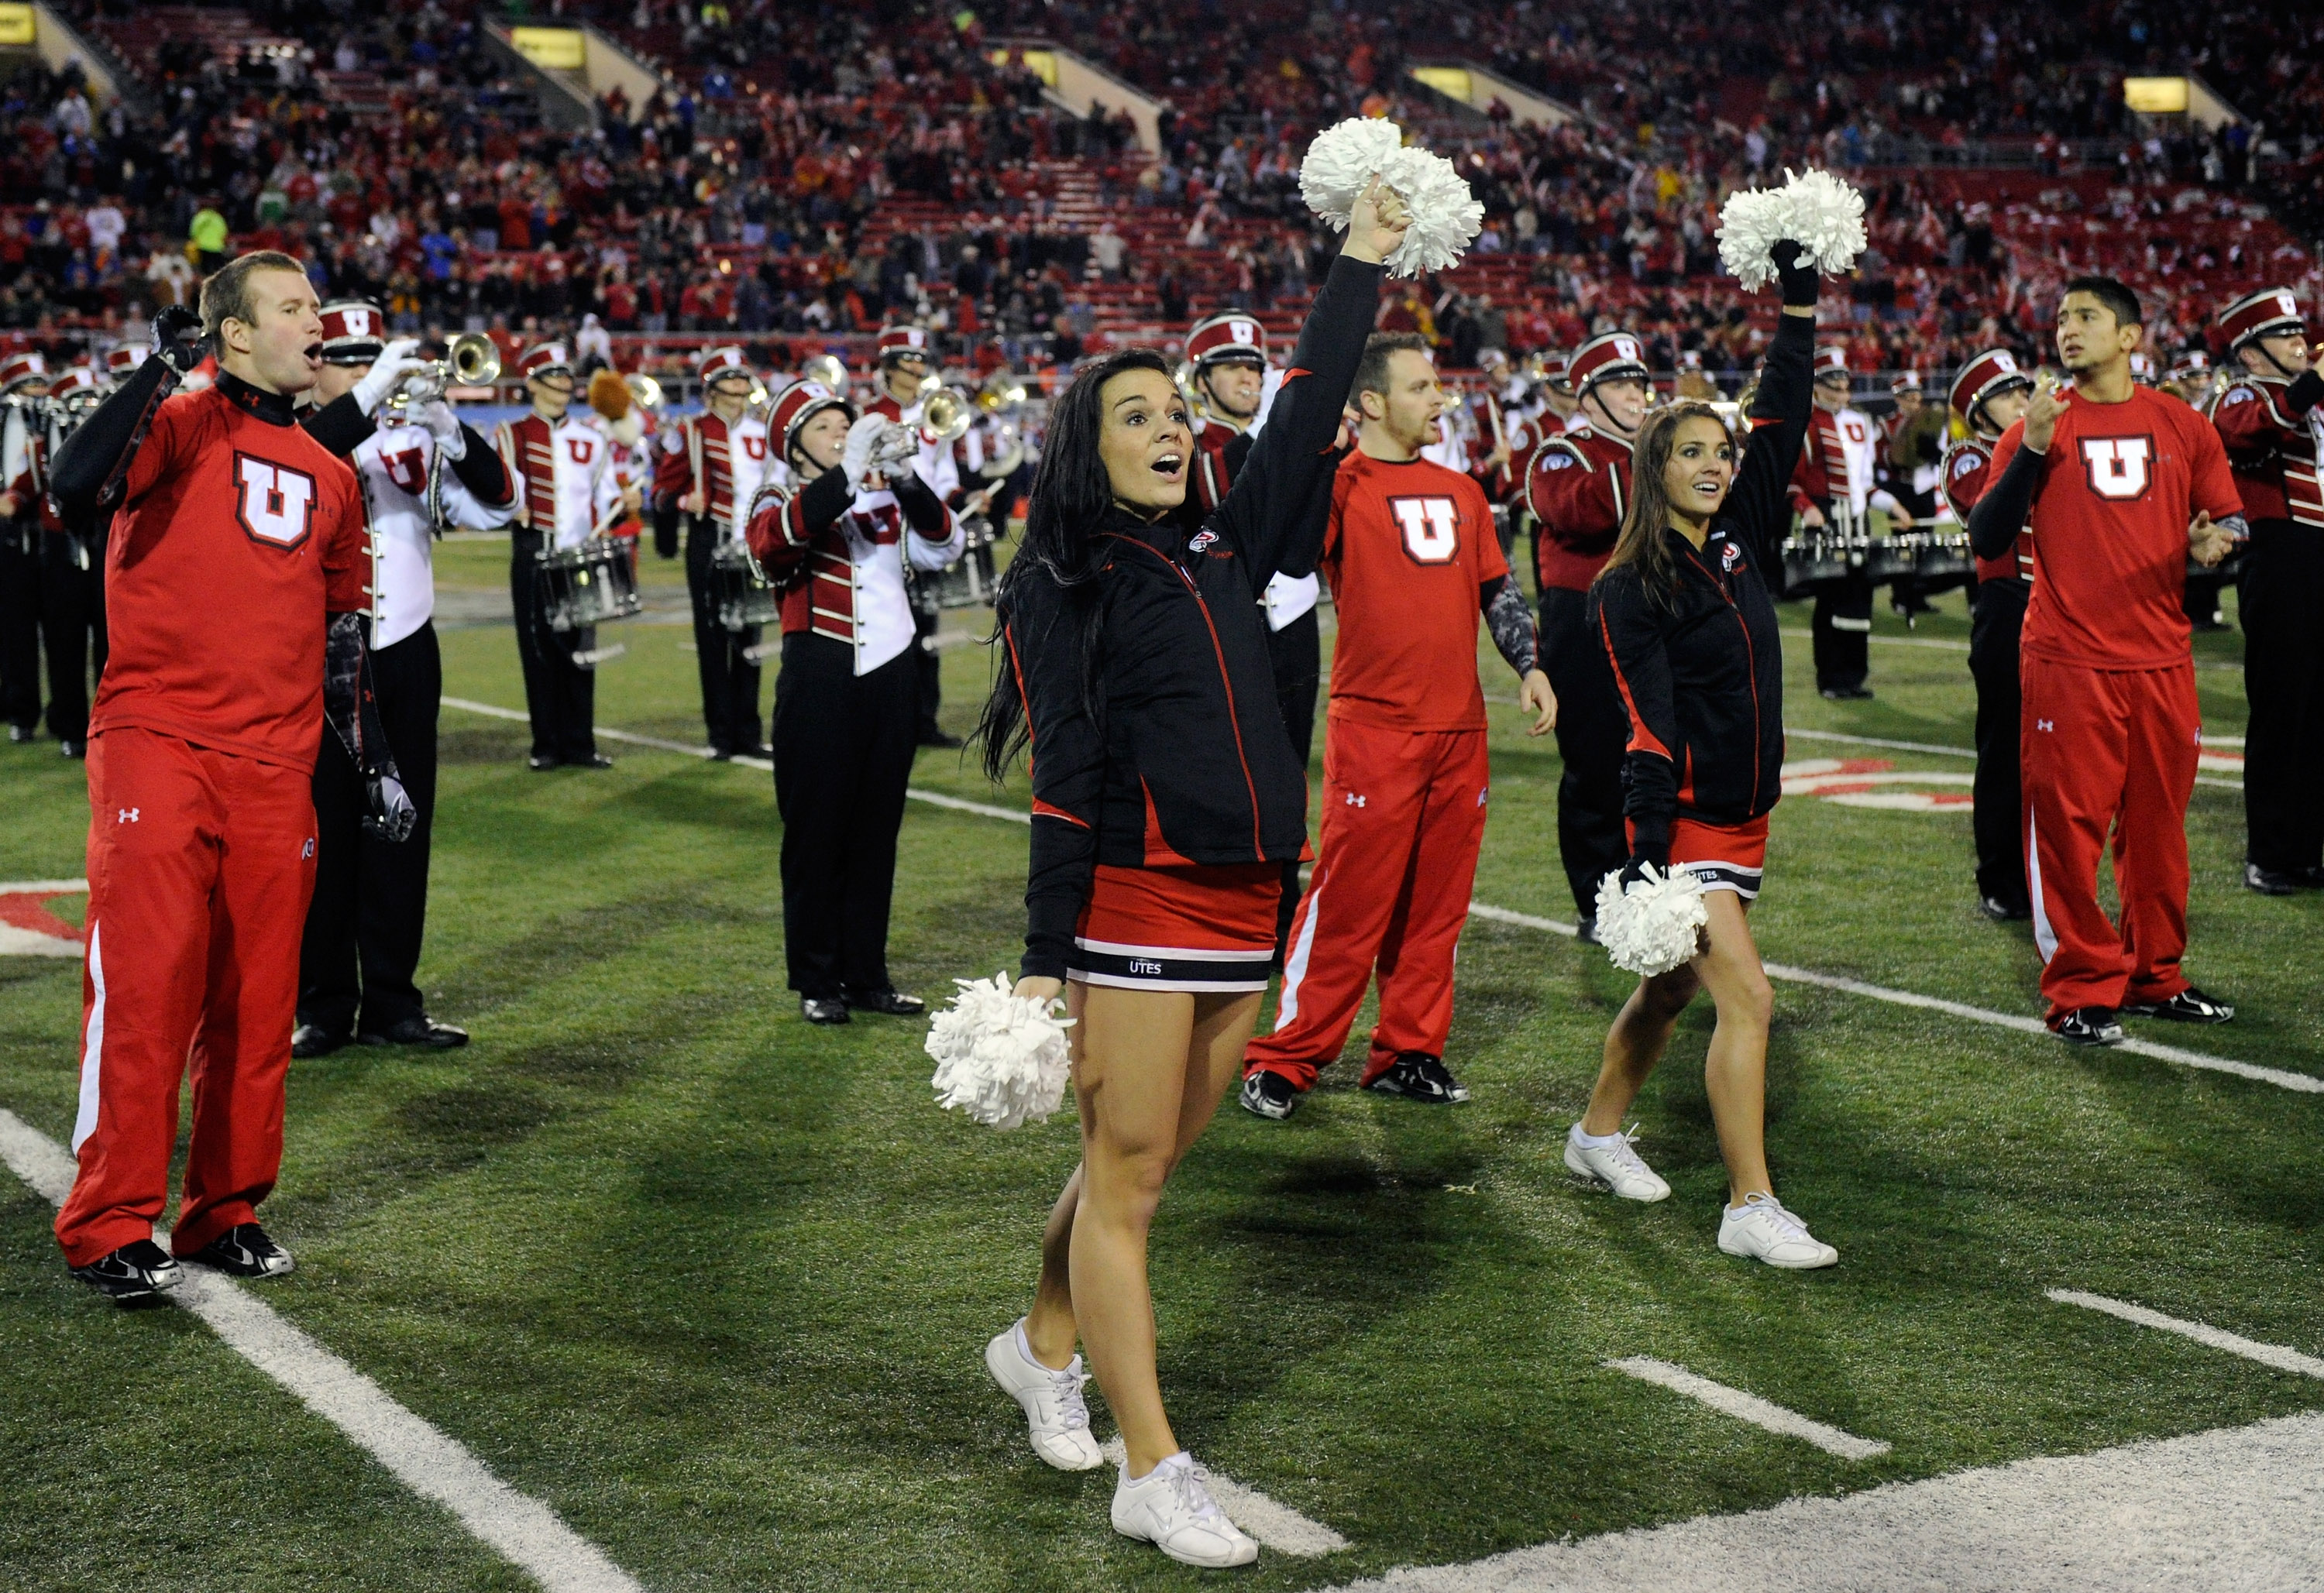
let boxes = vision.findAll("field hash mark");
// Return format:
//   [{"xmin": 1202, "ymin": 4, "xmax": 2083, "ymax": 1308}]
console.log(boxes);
[
  {"xmin": 2049, "ymin": 1289, "xmax": 2324, "ymax": 1379},
  {"xmin": 1605, "ymin": 1357, "xmax": 1891, "ymax": 1461}
]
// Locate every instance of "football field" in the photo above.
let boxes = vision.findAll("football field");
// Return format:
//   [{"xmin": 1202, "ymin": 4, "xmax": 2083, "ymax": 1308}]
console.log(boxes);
[{"xmin": 4, "ymin": 540, "xmax": 2321, "ymax": 1591}]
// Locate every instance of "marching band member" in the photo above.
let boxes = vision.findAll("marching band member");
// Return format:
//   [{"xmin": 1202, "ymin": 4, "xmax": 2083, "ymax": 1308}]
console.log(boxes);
[
  {"xmin": 494, "ymin": 344, "xmax": 630, "ymax": 771},
  {"xmin": 1525, "ymin": 331, "xmax": 1652, "ymax": 935},
  {"xmin": 969, "ymin": 182, "xmax": 1398, "ymax": 1569},
  {"xmin": 1941, "ymin": 348, "xmax": 2037, "ymax": 922},
  {"xmin": 1570, "ymin": 240, "xmax": 1840, "ymax": 1269},
  {"xmin": 0, "ymin": 350, "xmax": 47, "ymax": 743},
  {"xmin": 36, "ymin": 365, "xmax": 108, "ymax": 757},
  {"xmin": 2208, "ymin": 287, "xmax": 2324, "ymax": 894},
  {"xmin": 748, "ymin": 378, "xmax": 963, "ymax": 1025},
  {"xmin": 865, "ymin": 324, "xmax": 964, "ymax": 747},
  {"xmin": 1789, "ymin": 347, "xmax": 1913, "ymax": 699},
  {"xmin": 48, "ymin": 255, "xmax": 413, "ymax": 1299},
  {"xmin": 291, "ymin": 301, "xmax": 516, "ymax": 1060},
  {"xmin": 655, "ymin": 345, "xmax": 774, "ymax": 760}
]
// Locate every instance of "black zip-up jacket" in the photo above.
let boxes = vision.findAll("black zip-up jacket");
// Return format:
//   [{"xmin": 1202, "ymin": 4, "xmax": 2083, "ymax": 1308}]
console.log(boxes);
[
  {"xmin": 1005, "ymin": 252, "xmax": 1384, "ymax": 979},
  {"xmin": 1590, "ymin": 311, "xmax": 1813, "ymax": 862}
]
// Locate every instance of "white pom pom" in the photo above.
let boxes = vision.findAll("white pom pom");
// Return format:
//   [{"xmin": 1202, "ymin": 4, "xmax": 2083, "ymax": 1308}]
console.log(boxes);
[
  {"xmin": 1593, "ymin": 865, "xmax": 1710, "ymax": 978},
  {"xmin": 926, "ymin": 972, "xmax": 1075, "ymax": 1131},
  {"xmin": 1375, "ymin": 144, "xmax": 1485, "ymax": 278},
  {"xmin": 1301, "ymin": 117, "xmax": 1407, "ymax": 231},
  {"xmin": 1716, "ymin": 167, "xmax": 1868, "ymax": 290}
]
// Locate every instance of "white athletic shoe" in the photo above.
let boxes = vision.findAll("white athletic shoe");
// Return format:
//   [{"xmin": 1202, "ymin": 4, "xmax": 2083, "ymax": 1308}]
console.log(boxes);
[
  {"xmin": 985, "ymin": 1320, "xmax": 1104, "ymax": 1471},
  {"xmin": 1563, "ymin": 1122, "xmax": 1672, "ymax": 1202},
  {"xmin": 1111, "ymin": 1452, "xmax": 1260, "ymax": 1568},
  {"xmin": 1717, "ymin": 1193, "xmax": 1839, "ymax": 1270}
]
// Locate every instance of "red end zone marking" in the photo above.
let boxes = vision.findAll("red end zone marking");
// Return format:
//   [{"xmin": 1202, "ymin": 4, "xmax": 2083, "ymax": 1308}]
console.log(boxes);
[{"xmin": 0, "ymin": 882, "xmax": 88, "ymax": 956}]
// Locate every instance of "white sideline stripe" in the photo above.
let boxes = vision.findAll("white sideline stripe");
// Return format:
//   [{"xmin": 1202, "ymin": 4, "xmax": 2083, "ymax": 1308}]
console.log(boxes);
[
  {"xmin": 0, "ymin": 1109, "xmax": 642, "ymax": 1593},
  {"xmin": 0, "ymin": 877, "xmax": 89, "ymax": 894},
  {"xmin": 1098, "ymin": 1436, "xmax": 1349, "ymax": 1556},
  {"xmin": 1603, "ymin": 1358, "xmax": 1889, "ymax": 1461},
  {"xmin": 436, "ymin": 700, "xmax": 2313, "ymax": 1093},
  {"xmin": 2048, "ymin": 1289, "xmax": 2324, "ymax": 1379},
  {"xmin": 1461, "ymin": 903, "xmax": 2324, "ymax": 1096},
  {"xmin": 1318, "ymin": 1409, "xmax": 2324, "ymax": 1591}
]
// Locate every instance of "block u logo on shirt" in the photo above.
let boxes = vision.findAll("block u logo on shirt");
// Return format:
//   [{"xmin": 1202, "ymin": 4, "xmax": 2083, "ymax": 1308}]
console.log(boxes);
[
  {"xmin": 234, "ymin": 453, "xmax": 317, "ymax": 550},
  {"xmin": 2078, "ymin": 435, "xmax": 2154, "ymax": 502},
  {"xmin": 1389, "ymin": 495, "xmax": 1461, "ymax": 564}
]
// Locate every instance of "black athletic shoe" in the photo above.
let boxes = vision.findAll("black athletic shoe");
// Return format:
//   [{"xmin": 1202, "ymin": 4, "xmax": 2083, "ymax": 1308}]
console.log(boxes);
[
  {"xmin": 528, "ymin": 754, "xmax": 560, "ymax": 771},
  {"xmin": 184, "ymin": 1223, "xmax": 294, "ymax": 1279},
  {"xmin": 2245, "ymin": 863, "xmax": 2302, "ymax": 896},
  {"xmin": 58, "ymin": 738, "xmax": 84, "ymax": 759},
  {"xmin": 1239, "ymin": 1070, "xmax": 1300, "ymax": 1121},
  {"xmin": 1574, "ymin": 915, "xmax": 1601, "ymax": 946},
  {"xmin": 359, "ymin": 1016, "xmax": 469, "ymax": 1049},
  {"xmin": 1978, "ymin": 896, "xmax": 2033, "ymax": 922},
  {"xmin": 7, "ymin": 722, "xmax": 33, "ymax": 743},
  {"xmin": 842, "ymin": 987, "xmax": 926, "ymax": 1017},
  {"xmin": 802, "ymin": 995, "xmax": 851, "ymax": 1025},
  {"xmin": 734, "ymin": 744, "xmax": 774, "ymax": 760},
  {"xmin": 1365, "ymin": 1052, "xmax": 1470, "ymax": 1104},
  {"xmin": 572, "ymin": 754, "xmax": 615, "ymax": 771},
  {"xmin": 70, "ymin": 1238, "xmax": 184, "ymax": 1302},
  {"xmin": 2122, "ymin": 986, "xmax": 2236, "ymax": 1025},
  {"xmin": 290, "ymin": 1023, "xmax": 347, "ymax": 1059},
  {"xmin": 2052, "ymin": 1007, "xmax": 2125, "ymax": 1047}
]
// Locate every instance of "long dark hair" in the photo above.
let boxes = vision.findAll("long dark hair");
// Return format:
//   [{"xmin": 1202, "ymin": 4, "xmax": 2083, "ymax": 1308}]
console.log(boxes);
[
  {"xmin": 975, "ymin": 348, "xmax": 1177, "ymax": 781},
  {"xmin": 1594, "ymin": 399, "xmax": 1730, "ymax": 606}
]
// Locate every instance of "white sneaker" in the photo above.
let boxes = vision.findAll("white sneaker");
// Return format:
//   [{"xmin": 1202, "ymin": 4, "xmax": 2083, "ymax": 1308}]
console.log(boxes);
[
  {"xmin": 1717, "ymin": 1193, "xmax": 1839, "ymax": 1269},
  {"xmin": 1111, "ymin": 1452, "xmax": 1260, "ymax": 1568},
  {"xmin": 985, "ymin": 1320, "xmax": 1104, "ymax": 1471},
  {"xmin": 1563, "ymin": 1122, "xmax": 1672, "ymax": 1202}
]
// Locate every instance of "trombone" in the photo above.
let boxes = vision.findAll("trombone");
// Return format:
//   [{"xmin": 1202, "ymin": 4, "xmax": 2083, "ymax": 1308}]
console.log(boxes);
[{"xmin": 390, "ymin": 331, "xmax": 501, "ymax": 411}]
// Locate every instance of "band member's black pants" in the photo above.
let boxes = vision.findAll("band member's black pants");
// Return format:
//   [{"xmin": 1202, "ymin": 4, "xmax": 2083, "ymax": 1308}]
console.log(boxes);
[
  {"xmin": 1265, "ymin": 603, "xmax": 1322, "ymax": 956},
  {"xmin": 1812, "ymin": 569, "xmax": 1873, "ymax": 692},
  {"xmin": 912, "ymin": 587, "xmax": 944, "ymax": 741},
  {"xmin": 0, "ymin": 527, "xmax": 40, "ymax": 732},
  {"xmin": 2240, "ymin": 520, "xmax": 2324, "ymax": 874},
  {"xmin": 511, "ymin": 527, "xmax": 597, "ymax": 764},
  {"xmin": 1968, "ymin": 576, "xmax": 2030, "ymax": 910},
  {"xmin": 684, "ymin": 517, "xmax": 763, "ymax": 755},
  {"xmin": 40, "ymin": 532, "xmax": 104, "ymax": 744},
  {"xmin": 1541, "ymin": 585, "xmax": 1630, "ymax": 918},
  {"xmin": 299, "ymin": 621, "xmax": 442, "ymax": 1039},
  {"xmin": 774, "ymin": 633, "xmax": 917, "ymax": 999}
]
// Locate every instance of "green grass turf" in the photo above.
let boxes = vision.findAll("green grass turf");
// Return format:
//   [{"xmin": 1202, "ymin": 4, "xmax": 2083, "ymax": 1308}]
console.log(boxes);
[{"xmin": 3, "ymin": 542, "xmax": 2321, "ymax": 1591}]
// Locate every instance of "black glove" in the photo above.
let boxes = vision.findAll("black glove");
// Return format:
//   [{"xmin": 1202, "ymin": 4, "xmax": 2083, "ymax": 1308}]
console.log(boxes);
[
  {"xmin": 153, "ymin": 304, "xmax": 204, "ymax": 375},
  {"xmin": 363, "ymin": 770, "xmax": 418, "ymax": 843},
  {"xmin": 1622, "ymin": 814, "xmax": 1671, "ymax": 884},
  {"xmin": 1769, "ymin": 239, "xmax": 1820, "ymax": 308}
]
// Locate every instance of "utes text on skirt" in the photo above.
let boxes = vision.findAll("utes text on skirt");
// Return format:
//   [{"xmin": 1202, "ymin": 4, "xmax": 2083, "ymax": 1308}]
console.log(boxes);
[
  {"xmin": 57, "ymin": 727, "xmax": 318, "ymax": 1264},
  {"xmin": 1246, "ymin": 720, "xmax": 1490, "ymax": 1090},
  {"xmin": 2022, "ymin": 656, "xmax": 2200, "ymax": 1019},
  {"xmin": 1068, "ymin": 861, "xmax": 1281, "ymax": 994}
]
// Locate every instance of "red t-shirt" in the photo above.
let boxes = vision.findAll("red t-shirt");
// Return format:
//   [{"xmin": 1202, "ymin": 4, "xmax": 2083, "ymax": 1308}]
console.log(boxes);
[
  {"xmin": 91, "ymin": 385, "xmax": 366, "ymax": 771},
  {"xmin": 1988, "ymin": 386, "xmax": 2241, "ymax": 670},
  {"xmin": 1321, "ymin": 451, "xmax": 1505, "ymax": 731}
]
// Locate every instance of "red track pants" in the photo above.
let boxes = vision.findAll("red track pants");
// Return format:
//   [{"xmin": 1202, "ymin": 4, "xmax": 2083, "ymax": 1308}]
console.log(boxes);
[
  {"xmin": 2020, "ymin": 656, "xmax": 2199, "ymax": 1021},
  {"xmin": 1245, "ymin": 720, "xmax": 1489, "ymax": 1090},
  {"xmin": 56, "ymin": 727, "xmax": 318, "ymax": 1265}
]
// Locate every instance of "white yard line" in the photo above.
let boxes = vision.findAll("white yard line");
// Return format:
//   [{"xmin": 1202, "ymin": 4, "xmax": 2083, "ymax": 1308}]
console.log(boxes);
[
  {"xmin": 0, "ymin": 1110, "xmax": 641, "ymax": 1593},
  {"xmin": 1315, "ymin": 1409, "xmax": 2324, "ymax": 1592},
  {"xmin": 2047, "ymin": 1289, "xmax": 2324, "ymax": 1378},
  {"xmin": 0, "ymin": 877, "xmax": 88, "ymax": 894},
  {"xmin": 1098, "ymin": 1436, "xmax": 1349, "ymax": 1555},
  {"xmin": 434, "ymin": 700, "xmax": 2316, "ymax": 1094},
  {"xmin": 1603, "ymin": 1358, "xmax": 1889, "ymax": 1461}
]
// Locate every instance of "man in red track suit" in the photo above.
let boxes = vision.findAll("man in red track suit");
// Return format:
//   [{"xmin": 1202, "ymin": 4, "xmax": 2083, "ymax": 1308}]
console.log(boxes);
[
  {"xmin": 47, "ymin": 251, "xmax": 411, "ymax": 1302},
  {"xmin": 1968, "ymin": 276, "xmax": 2242, "ymax": 1045},
  {"xmin": 1239, "ymin": 332, "xmax": 1556, "ymax": 1119}
]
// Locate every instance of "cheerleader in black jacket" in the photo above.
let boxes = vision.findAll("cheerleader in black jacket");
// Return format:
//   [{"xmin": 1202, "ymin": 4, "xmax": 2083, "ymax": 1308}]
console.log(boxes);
[
  {"xmin": 971, "ymin": 183, "xmax": 1402, "ymax": 1567},
  {"xmin": 1566, "ymin": 240, "xmax": 1844, "ymax": 1270}
]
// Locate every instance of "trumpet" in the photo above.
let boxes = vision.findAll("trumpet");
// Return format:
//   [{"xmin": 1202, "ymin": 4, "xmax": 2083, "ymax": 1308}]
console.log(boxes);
[
  {"xmin": 977, "ymin": 369, "xmax": 1028, "ymax": 411},
  {"xmin": 916, "ymin": 374, "xmax": 971, "ymax": 444},
  {"xmin": 391, "ymin": 332, "xmax": 502, "ymax": 410},
  {"xmin": 799, "ymin": 353, "xmax": 848, "ymax": 393}
]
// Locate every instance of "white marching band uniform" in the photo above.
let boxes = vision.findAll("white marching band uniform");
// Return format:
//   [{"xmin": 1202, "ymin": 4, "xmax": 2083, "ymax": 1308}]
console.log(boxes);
[{"xmin": 354, "ymin": 415, "xmax": 517, "ymax": 646}]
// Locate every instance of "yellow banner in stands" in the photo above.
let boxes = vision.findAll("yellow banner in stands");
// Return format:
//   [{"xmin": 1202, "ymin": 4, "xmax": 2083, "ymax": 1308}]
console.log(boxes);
[
  {"xmin": 0, "ymin": 5, "xmax": 36, "ymax": 46},
  {"xmin": 988, "ymin": 48, "xmax": 1057, "ymax": 88},
  {"xmin": 510, "ymin": 26, "xmax": 586, "ymax": 72},
  {"xmin": 2123, "ymin": 77, "xmax": 2190, "ymax": 114},
  {"xmin": 1412, "ymin": 67, "xmax": 1474, "ymax": 106}
]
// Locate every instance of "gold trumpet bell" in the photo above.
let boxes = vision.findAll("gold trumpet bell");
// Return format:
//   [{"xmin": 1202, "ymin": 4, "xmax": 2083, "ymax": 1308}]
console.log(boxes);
[
  {"xmin": 800, "ymin": 354, "xmax": 849, "ymax": 393},
  {"xmin": 916, "ymin": 374, "xmax": 971, "ymax": 444},
  {"xmin": 977, "ymin": 369, "xmax": 1028, "ymax": 411},
  {"xmin": 448, "ymin": 331, "xmax": 500, "ymax": 388}
]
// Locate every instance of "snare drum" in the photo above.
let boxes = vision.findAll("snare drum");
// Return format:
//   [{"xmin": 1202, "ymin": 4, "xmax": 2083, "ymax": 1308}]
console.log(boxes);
[
  {"xmin": 923, "ymin": 516, "xmax": 1001, "ymax": 609},
  {"xmin": 1779, "ymin": 530, "xmax": 1851, "ymax": 594},
  {"xmin": 536, "ymin": 539, "xmax": 644, "ymax": 633},
  {"xmin": 1916, "ymin": 531, "xmax": 1976, "ymax": 587},
  {"xmin": 710, "ymin": 541, "xmax": 778, "ymax": 630},
  {"xmin": 1865, "ymin": 532, "xmax": 1921, "ymax": 585}
]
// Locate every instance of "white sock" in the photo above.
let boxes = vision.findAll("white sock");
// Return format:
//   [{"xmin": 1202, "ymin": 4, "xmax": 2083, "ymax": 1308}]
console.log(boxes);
[
  {"xmin": 1572, "ymin": 1123, "xmax": 1627, "ymax": 1147},
  {"xmin": 1016, "ymin": 1321, "xmax": 1073, "ymax": 1371},
  {"xmin": 1128, "ymin": 1450, "xmax": 1191, "ymax": 1482}
]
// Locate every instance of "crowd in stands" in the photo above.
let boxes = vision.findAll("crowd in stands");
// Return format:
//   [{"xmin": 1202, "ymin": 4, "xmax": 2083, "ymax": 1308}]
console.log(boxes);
[{"xmin": 0, "ymin": 0, "xmax": 2315, "ymax": 396}]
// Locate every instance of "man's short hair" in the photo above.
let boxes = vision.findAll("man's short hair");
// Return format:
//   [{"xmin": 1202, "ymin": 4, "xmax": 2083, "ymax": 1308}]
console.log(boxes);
[
  {"xmin": 2061, "ymin": 275, "xmax": 2143, "ymax": 331},
  {"xmin": 1352, "ymin": 331, "xmax": 1432, "ymax": 407},
  {"xmin": 199, "ymin": 249, "xmax": 309, "ymax": 343}
]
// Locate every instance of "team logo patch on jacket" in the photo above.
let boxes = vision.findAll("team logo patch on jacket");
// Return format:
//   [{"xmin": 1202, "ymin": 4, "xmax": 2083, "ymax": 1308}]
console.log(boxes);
[{"xmin": 1188, "ymin": 529, "xmax": 1219, "ymax": 554}]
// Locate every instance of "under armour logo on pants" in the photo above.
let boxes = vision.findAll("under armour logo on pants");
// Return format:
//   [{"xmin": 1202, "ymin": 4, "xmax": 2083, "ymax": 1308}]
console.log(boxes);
[{"xmin": 117, "ymin": 808, "xmax": 138, "ymax": 823}]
